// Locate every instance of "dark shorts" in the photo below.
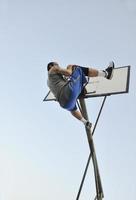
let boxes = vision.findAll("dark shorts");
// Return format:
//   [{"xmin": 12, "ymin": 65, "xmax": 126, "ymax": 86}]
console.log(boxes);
[{"xmin": 59, "ymin": 66, "xmax": 88, "ymax": 111}]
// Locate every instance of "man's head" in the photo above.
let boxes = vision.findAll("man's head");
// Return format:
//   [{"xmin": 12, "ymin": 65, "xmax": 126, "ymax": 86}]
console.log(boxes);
[{"xmin": 47, "ymin": 62, "xmax": 59, "ymax": 71}]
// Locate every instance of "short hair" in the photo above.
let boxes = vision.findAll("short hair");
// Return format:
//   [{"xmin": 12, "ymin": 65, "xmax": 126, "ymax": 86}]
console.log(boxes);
[{"xmin": 47, "ymin": 62, "xmax": 56, "ymax": 71}]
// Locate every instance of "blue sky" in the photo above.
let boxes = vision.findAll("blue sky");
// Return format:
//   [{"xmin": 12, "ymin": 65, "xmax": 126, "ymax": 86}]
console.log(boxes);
[{"xmin": 0, "ymin": 0, "xmax": 136, "ymax": 199}]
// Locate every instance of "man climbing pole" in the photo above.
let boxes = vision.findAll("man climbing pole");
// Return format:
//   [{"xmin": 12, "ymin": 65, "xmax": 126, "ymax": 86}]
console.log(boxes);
[{"xmin": 47, "ymin": 61, "xmax": 114, "ymax": 128}]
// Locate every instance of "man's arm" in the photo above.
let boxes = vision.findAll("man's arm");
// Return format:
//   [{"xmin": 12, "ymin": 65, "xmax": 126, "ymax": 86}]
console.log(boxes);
[
  {"xmin": 50, "ymin": 65, "xmax": 74, "ymax": 76},
  {"xmin": 58, "ymin": 64, "xmax": 75, "ymax": 76}
]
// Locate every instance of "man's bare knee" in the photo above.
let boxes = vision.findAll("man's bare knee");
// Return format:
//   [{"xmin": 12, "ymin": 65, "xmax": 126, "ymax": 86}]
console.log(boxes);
[{"xmin": 88, "ymin": 68, "xmax": 98, "ymax": 77}]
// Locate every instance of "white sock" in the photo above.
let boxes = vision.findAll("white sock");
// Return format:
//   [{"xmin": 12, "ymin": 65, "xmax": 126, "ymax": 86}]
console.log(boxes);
[
  {"xmin": 98, "ymin": 70, "xmax": 106, "ymax": 78},
  {"xmin": 80, "ymin": 117, "xmax": 87, "ymax": 125}
]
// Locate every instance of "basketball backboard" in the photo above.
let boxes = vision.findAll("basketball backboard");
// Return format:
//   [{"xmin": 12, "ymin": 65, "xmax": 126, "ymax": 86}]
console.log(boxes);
[{"xmin": 43, "ymin": 66, "xmax": 130, "ymax": 101}]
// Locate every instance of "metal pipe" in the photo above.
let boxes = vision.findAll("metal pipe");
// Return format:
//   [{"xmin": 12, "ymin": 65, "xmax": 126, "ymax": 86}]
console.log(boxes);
[{"xmin": 78, "ymin": 97, "xmax": 104, "ymax": 200}]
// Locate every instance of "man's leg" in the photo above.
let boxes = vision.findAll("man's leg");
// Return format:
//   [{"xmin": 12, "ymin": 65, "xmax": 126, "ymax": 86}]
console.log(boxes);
[
  {"xmin": 71, "ymin": 109, "xmax": 83, "ymax": 120},
  {"xmin": 67, "ymin": 62, "xmax": 114, "ymax": 79},
  {"xmin": 79, "ymin": 61, "xmax": 114, "ymax": 79},
  {"xmin": 70, "ymin": 109, "xmax": 92, "ymax": 128},
  {"xmin": 60, "ymin": 67, "xmax": 87, "ymax": 112},
  {"xmin": 88, "ymin": 68, "xmax": 99, "ymax": 77},
  {"xmin": 66, "ymin": 64, "xmax": 106, "ymax": 78},
  {"xmin": 79, "ymin": 66, "xmax": 100, "ymax": 77},
  {"xmin": 88, "ymin": 61, "xmax": 115, "ymax": 79},
  {"xmin": 62, "ymin": 67, "xmax": 92, "ymax": 128}
]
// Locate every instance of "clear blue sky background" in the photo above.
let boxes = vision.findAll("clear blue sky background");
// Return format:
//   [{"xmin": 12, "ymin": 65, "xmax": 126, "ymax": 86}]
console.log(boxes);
[{"xmin": 0, "ymin": 0, "xmax": 136, "ymax": 199}]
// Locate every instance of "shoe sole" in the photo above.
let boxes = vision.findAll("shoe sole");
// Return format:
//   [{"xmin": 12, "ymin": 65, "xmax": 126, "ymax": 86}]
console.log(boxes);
[
  {"xmin": 109, "ymin": 67, "xmax": 114, "ymax": 80},
  {"xmin": 108, "ymin": 61, "xmax": 115, "ymax": 80}
]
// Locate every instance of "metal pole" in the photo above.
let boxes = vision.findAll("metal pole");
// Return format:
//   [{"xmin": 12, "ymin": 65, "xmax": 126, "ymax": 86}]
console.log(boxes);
[
  {"xmin": 79, "ymin": 97, "xmax": 104, "ymax": 200},
  {"xmin": 76, "ymin": 96, "xmax": 107, "ymax": 200},
  {"xmin": 76, "ymin": 152, "xmax": 91, "ymax": 200}
]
